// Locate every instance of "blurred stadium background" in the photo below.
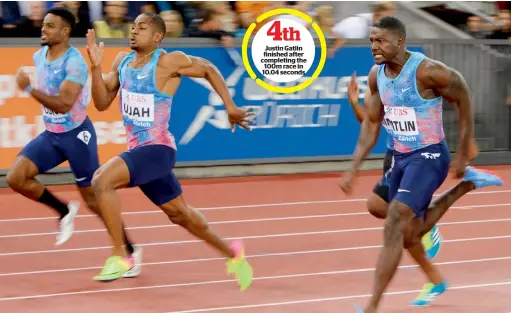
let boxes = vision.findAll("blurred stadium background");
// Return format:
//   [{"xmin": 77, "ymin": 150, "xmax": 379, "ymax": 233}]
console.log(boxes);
[{"xmin": 0, "ymin": 1, "xmax": 510, "ymax": 186}]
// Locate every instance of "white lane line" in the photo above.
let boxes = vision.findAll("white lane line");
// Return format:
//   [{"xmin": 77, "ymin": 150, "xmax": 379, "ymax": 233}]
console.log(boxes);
[
  {"xmin": 0, "ymin": 255, "xmax": 510, "ymax": 302},
  {"xmin": 0, "ymin": 189, "xmax": 509, "ymax": 223},
  {"xmin": 0, "ymin": 212, "xmax": 368, "ymax": 239},
  {"xmin": 1, "ymin": 202, "xmax": 510, "ymax": 239},
  {"xmin": 164, "ymin": 280, "xmax": 511, "ymax": 313},
  {"xmin": 1, "ymin": 236, "xmax": 511, "ymax": 277},
  {"xmin": 1, "ymin": 218, "xmax": 511, "ymax": 257}
]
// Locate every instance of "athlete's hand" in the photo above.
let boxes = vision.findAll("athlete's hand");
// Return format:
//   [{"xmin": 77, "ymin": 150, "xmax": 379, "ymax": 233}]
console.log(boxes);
[
  {"xmin": 86, "ymin": 29, "xmax": 104, "ymax": 67},
  {"xmin": 348, "ymin": 72, "xmax": 360, "ymax": 105},
  {"xmin": 338, "ymin": 171, "xmax": 355, "ymax": 195},
  {"xmin": 15, "ymin": 67, "xmax": 31, "ymax": 90},
  {"xmin": 227, "ymin": 106, "xmax": 256, "ymax": 132}
]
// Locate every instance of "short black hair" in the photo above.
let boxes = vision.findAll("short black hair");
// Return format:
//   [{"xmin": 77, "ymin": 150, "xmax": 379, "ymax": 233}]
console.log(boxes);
[
  {"xmin": 373, "ymin": 16, "xmax": 406, "ymax": 39},
  {"xmin": 47, "ymin": 7, "xmax": 76, "ymax": 31},
  {"xmin": 143, "ymin": 12, "xmax": 166, "ymax": 35}
]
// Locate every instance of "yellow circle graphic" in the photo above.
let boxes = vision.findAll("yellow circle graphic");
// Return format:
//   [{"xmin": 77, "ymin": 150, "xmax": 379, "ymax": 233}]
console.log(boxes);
[{"xmin": 241, "ymin": 8, "xmax": 327, "ymax": 94}]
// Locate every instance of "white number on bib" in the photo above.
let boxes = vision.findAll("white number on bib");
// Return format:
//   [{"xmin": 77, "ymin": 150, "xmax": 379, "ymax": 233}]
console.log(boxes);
[
  {"xmin": 121, "ymin": 89, "xmax": 154, "ymax": 128},
  {"xmin": 383, "ymin": 106, "xmax": 419, "ymax": 136}
]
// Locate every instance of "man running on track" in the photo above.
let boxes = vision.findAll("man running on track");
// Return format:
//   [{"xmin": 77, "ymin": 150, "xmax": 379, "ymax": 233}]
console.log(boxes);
[
  {"xmin": 8, "ymin": 7, "xmax": 142, "ymax": 278},
  {"xmin": 344, "ymin": 72, "xmax": 481, "ymax": 306},
  {"xmin": 85, "ymin": 13, "xmax": 254, "ymax": 289},
  {"xmin": 338, "ymin": 16, "xmax": 503, "ymax": 312}
]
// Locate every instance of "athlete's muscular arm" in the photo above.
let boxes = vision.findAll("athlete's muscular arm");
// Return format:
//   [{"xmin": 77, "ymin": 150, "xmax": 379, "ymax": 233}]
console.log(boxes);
[
  {"xmin": 422, "ymin": 60, "xmax": 474, "ymax": 176},
  {"xmin": 16, "ymin": 67, "xmax": 83, "ymax": 114},
  {"xmin": 30, "ymin": 81, "xmax": 83, "ymax": 114},
  {"xmin": 166, "ymin": 51, "xmax": 236, "ymax": 111},
  {"xmin": 351, "ymin": 67, "xmax": 383, "ymax": 174},
  {"xmin": 340, "ymin": 66, "xmax": 383, "ymax": 193},
  {"xmin": 164, "ymin": 51, "xmax": 255, "ymax": 131},
  {"xmin": 89, "ymin": 52, "xmax": 125, "ymax": 112}
]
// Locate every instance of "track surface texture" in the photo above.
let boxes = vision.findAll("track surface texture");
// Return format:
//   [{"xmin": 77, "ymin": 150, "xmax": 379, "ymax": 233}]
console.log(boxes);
[{"xmin": 0, "ymin": 166, "xmax": 510, "ymax": 313}]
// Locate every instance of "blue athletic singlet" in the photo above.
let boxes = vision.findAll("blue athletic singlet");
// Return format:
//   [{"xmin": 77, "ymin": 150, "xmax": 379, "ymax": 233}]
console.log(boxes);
[
  {"xmin": 377, "ymin": 51, "xmax": 445, "ymax": 153},
  {"xmin": 33, "ymin": 46, "xmax": 90, "ymax": 133},
  {"xmin": 117, "ymin": 48, "xmax": 176, "ymax": 150}
]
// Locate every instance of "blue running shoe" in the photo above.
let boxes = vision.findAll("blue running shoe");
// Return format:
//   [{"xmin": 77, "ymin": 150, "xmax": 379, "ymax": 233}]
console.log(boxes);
[
  {"xmin": 462, "ymin": 166, "xmax": 503, "ymax": 189},
  {"xmin": 411, "ymin": 281, "xmax": 448, "ymax": 306},
  {"xmin": 353, "ymin": 304, "xmax": 365, "ymax": 312},
  {"xmin": 422, "ymin": 224, "xmax": 442, "ymax": 260}
]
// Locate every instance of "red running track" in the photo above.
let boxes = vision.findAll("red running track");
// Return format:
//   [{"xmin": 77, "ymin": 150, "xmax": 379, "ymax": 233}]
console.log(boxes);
[{"xmin": 0, "ymin": 166, "xmax": 510, "ymax": 313}]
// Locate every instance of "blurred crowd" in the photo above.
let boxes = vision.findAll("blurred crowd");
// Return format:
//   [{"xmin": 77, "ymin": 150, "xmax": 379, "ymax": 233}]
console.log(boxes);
[
  {"xmin": 0, "ymin": 1, "xmax": 509, "ymax": 49},
  {"xmin": 466, "ymin": 9, "xmax": 511, "ymax": 40},
  {"xmin": 0, "ymin": 1, "xmax": 322, "ymax": 45}
]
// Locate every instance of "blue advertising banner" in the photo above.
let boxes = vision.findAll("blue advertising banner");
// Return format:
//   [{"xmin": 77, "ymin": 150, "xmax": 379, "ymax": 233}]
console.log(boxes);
[{"xmin": 164, "ymin": 46, "xmax": 424, "ymax": 164}]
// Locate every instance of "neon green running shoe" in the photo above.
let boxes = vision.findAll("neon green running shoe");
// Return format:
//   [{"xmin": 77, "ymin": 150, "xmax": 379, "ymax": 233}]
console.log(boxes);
[
  {"xmin": 93, "ymin": 255, "xmax": 134, "ymax": 282},
  {"xmin": 226, "ymin": 240, "xmax": 253, "ymax": 291}
]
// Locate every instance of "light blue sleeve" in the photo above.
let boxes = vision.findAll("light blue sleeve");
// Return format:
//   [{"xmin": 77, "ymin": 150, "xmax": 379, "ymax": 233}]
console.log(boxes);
[{"xmin": 64, "ymin": 52, "xmax": 88, "ymax": 86}]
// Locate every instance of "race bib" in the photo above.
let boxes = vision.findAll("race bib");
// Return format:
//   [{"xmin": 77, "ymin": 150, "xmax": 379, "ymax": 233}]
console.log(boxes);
[
  {"xmin": 121, "ymin": 89, "xmax": 155, "ymax": 128},
  {"xmin": 42, "ymin": 106, "xmax": 67, "ymax": 124},
  {"xmin": 382, "ymin": 106, "xmax": 419, "ymax": 136}
]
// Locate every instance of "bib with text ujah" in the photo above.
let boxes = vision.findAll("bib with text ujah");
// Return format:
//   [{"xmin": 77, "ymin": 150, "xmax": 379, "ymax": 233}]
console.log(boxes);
[
  {"xmin": 42, "ymin": 106, "xmax": 67, "ymax": 124},
  {"xmin": 382, "ymin": 106, "xmax": 419, "ymax": 136},
  {"xmin": 121, "ymin": 89, "xmax": 155, "ymax": 128}
]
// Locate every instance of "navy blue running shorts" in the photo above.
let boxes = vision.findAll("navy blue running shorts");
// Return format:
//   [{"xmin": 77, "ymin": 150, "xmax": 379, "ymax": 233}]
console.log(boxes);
[
  {"xmin": 119, "ymin": 144, "xmax": 182, "ymax": 206},
  {"xmin": 388, "ymin": 140, "xmax": 451, "ymax": 219},
  {"xmin": 19, "ymin": 117, "xmax": 99, "ymax": 188}
]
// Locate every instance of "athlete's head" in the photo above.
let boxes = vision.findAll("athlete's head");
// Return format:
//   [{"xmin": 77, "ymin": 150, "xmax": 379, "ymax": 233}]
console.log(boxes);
[
  {"xmin": 130, "ymin": 13, "xmax": 166, "ymax": 51},
  {"xmin": 41, "ymin": 7, "xmax": 76, "ymax": 47},
  {"xmin": 370, "ymin": 16, "xmax": 406, "ymax": 65}
]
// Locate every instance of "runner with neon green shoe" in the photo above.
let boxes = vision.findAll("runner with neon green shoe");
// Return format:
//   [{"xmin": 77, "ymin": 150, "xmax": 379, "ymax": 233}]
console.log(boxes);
[{"xmin": 85, "ymin": 13, "xmax": 254, "ymax": 288}]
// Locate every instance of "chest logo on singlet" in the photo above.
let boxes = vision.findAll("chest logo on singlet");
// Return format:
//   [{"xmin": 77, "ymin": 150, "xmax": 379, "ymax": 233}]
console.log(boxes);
[
  {"xmin": 42, "ymin": 106, "xmax": 66, "ymax": 123},
  {"xmin": 121, "ymin": 89, "xmax": 155, "ymax": 128},
  {"xmin": 137, "ymin": 73, "xmax": 150, "ymax": 80},
  {"xmin": 382, "ymin": 106, "xmax": 419, "ymax": 137}
]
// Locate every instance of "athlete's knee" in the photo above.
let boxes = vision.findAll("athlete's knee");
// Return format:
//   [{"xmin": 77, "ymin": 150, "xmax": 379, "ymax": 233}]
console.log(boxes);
[
  {"xmin": 391, "ymin": 202, "xmax": 422, "ymax": 249},
  {"xmin": 6, "ymin": 169, "xmax": 23, "ymax": 191},
  {"xmin": 161, "ymin": 198, "xmax": 208, "ymax": 230},
  {"xmin": 6, "ymin": 166, "xmax": 30, "ymax": 192},
  {"xmin": 385, "ymin": 201, "xmax": 416, "ymax": 244},
  {"xmin": 91, "ymin": 168, "xmax": 111, "ymax": 196},
  {"xmin": 367, "ymin": 193, "xmax": 388, "ymax": 219}
]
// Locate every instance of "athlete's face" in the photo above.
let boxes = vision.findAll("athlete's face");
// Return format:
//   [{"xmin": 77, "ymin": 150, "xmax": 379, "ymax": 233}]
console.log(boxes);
[
  {"xmin": 369, "ymin": 27, "xmax": 403, "ymax": 65},
  {"xmin": 130, "ymin": 15, "xmax": 163, "ymax": 51},
  {"xmin": 41, "ymin": 13, "xmax": 70, "ymax": 46}
]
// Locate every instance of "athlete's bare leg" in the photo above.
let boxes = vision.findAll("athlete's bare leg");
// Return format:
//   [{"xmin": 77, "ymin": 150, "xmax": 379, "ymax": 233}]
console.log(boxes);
[
  {"xmin": 367, "ymin": 193, "xmax": 388, "ymax": 219},
  {"xmin": 407, "ymin": 242, "xmax": 444, "ymax": 285},
  {"xmin": 6, "ymin": 156, "xmax": 69, "ymax": 218},
  {"xmin": 419, "ymin": 181, "xmax": 476, "ymax": 237},
  {"xmin": 91, "ymin": 157, "xmax": 131, "ymax": 257},
  {"xmin": 159, "ymin": 194, "xmax": 235, "ymax": 258},
  {"xmin": 363, "ymin": 200, "xmax": 419, "ymax": 313},
  {"xmin": 367, "ymin": 192, "xmax": 444, "ymax": 286},
  {"xmin": 78, "ymin": 186, "xmax": 136, "ymax": 254}
]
